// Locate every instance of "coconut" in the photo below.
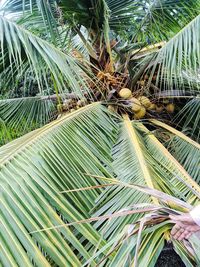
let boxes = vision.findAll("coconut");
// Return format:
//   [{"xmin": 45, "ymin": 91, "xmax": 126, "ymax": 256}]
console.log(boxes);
[
  {"xmin": 134, "ymin": 107, "xmax": 146, "ymax": 119},
  {"xmin": 107, "ymin": 105, "xmax": 116, "ymax": 112},
  {"xmin": 138, "ymin": 96, "xmax": 151, "ymax": 108},
  {"xmin": 155, "ymin": 105, "xmax": 164, "ymax": 113},
  {"xmin": 147, "ymin": 103, "xmax": 156, "ymax": 110},
  {"xmin": 119, "ymin": 88, "xmax": 132, "ymax": 99},
  {"xmin": 130, "ymin": 98, "xmax": 141, "ymax": 112},
  {"xmin": 139, "ymin": 80, "xmax": 145, "ymax": 86},
  {"xmin": 166, "ymin": 103, "xmax": 175, "ymax": 113}
]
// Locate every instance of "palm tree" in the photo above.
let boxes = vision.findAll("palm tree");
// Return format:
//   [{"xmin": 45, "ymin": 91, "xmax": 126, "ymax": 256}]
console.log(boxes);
[{"xmin": 0, "ymin": 0, "xmax": 200, "ymax": 266}]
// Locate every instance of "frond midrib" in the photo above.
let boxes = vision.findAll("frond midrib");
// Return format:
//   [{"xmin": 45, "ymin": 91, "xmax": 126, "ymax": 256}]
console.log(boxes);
[
  {"xmin": 139, "ymin": 123, "xmax": 200, "ymax": 196},
  {"xmin": 150, "ymin": 119, "xmax": 200, "ymax": 149},
  {"xmin": 123, "ymin": 115, "xmax": 159, "ymax": 204}
]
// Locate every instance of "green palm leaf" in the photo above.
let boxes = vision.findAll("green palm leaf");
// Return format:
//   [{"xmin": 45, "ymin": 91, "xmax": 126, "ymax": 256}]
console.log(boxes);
[
  {"xmin": 0, "ymin": 14, "xmax": 93, "ymax": 96},
  {"xmin": 0, "ymin": 96, "xmax": 55, "ymax": 131},
  {"xmin": 93, "ymin": 117, "xmax": 200, "ymax": 241},
  {"xmin": 85, "ymin": 116, "xmax": 200, "ymax": 266},
  {"xmin": 0, "ymin": 103, "xmax": 117, "ymax": 266},
  {"xmin": 151, "ymin": 119, "xmax": 200, "ymax": 184},
  {"xmin": 174, "ymin": 97, "xmax": 200, "ymax": 141},
  {"xmin": 1, "ymin": 0, "xmax": 59, "ymax": 42},
  {"xmin": 150, "ymin": 12, "xmax": 200, "ymax": 91},
  {"xmin": 93, "ymin": 117, "xmax": 156, "ymax": 240}
]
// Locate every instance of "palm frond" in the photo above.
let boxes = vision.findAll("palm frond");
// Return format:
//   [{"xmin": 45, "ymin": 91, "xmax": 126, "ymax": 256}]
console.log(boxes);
[
  {"xmin": 93, "ymin": 117, "xmax": 200, "ymax": 243},
  {"xmin": 151, "ymin": 119, "xmax": 200, "ymax": 184},
  {"xmin": 133, "ymin": 0, "xmax": 200, "ymax": 43},
  {"xmin": 149, "ymin": 12, "xmax": 200, "ymax": 91},
  {"xmin": 0, "ymin": 103, "xmax": 118, "ymax": 266},
  {"xmin": 93, "ymin": 117, "xmax": 156, "ymax": 240},
  {"xmin": 0, "ymin": 14, "xmax": 93, "ymax": 96},
  {"xmin": 88, "ymin": 199, "xmax": 197, "ymax": 266},
  {"xmin": 139, "ymin": 123, "xmax": 200, "ymax": 203},
  {"xmin": 174, "ymin": 97, "xmax": 200, "ymax": 141},
  {"xmin": 0, "ymin": 96, "xmax": 56, "ymax": 133},
  {"xmin": 1, "ymin": 0, "xmax": 59, "ymax": 43}
]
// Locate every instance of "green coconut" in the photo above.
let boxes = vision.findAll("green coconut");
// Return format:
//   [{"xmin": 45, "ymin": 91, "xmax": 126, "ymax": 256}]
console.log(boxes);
[
  {"xmin": 134, "ymin": 107, "xmax": 146, "ymax": 119},
  {"xmin": 166, "ymin": 103, "xmax": 175, "ymax": 113},
  {"xmin": 138, "ymin": 96, "xmax": 151, "ymax": 108},
  {"xmin": 147, "ymin": 103, "xmax": 156, "ymax": 110},
  {"xmin": 130, "ymin": 97, "xmax": 142, "ymax": 112},
  {"xmin": 119, "ymin": 88, "xmax": 132, "ymax": 99}
]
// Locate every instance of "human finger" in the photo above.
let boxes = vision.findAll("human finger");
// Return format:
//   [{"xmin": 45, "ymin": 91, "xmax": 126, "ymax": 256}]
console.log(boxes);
[
  {"xmin": 184, "ymin": 231, "xmax": 193, "ymax": 240},
  {"xmin": 171, "ymin": 224, "xmax": 181, "ymax": 236},
  {"xmin": 172, "ymin": 228, "xmax": 184, "ymax": 240},
  {"xmin": 177, "ymin": 230, "xmax": 190, "ymax": 241},
  {"xmin": 171, "ymin": 221, "xmax": 189, "ymax": 230},
  {"xmin": 185, "ymin": 225, "xmax": 200, "ymax": 232}
]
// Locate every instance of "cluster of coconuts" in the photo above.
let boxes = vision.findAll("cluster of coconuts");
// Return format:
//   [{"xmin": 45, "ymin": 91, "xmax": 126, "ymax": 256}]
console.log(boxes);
[
  {"xmin": 117, "ymin": 88, "xmax": 175, "ymax": 119},
  {"xmin": 57, "ymin": 98, "xmax": 88, "ymax": 113}
]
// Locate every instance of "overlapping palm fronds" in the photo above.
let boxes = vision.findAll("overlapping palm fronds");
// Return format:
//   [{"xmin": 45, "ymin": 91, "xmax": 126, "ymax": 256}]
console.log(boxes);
[
  {"xmin": 1, "ymin": 101, "xmax": 200, "ymax": 265},
  {"xmin": 151, "ymin": 120, "xmax": 200, "ymax": 185},
  {"xmin": 78, "ymin": 177, "xmax": 199, "ymax": 267},
  {"xmin": 86, "ymin": 116, "xmax": 200, "ymax": 266},
  {"xmin": 149, "ymin": 12, "xmax": 200, "ymax": 91},
  {"xmin": 0, "ymin": 103, "xmax": 118, "ymax": 266},
  {"xmin": 0, "ymin": 96, "xmax": 55, "ymax": 130},
  {"xmin": 0, "ymin": 14, "xmax": 93, "ymax": 96},
  {"xmin": 174, "ymin": 97, "xmax": 200, "ymax": 142},
  {"xmin": 88, "ymin": 204, "xmax": 199, "ymax": 267},
  {"xmin": 0, "ymin": 0, "xmax": 59, "ymax": 42}
]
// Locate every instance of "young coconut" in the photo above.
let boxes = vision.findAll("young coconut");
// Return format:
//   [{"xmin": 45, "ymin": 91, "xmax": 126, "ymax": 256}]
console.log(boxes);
[
  {"xmin": 138, "ymin": 96, "xmax": 151, "ymax": 108},
  {"xmin": 107, "ymin": 105, "xmax": 116, "ymax": 112},
  {"xmin": 119, "ymin": 88, "xmax": 132, "ymax": 99},
  {"xmin": 166, "ymin": 103, "xmax": 175, "ymax": 113},
  {"xmin": 147, "ymin": 103, "xmax": 156, "ymax": 110},
  {"xmin": 63, "ymin": 99, "xmax": 71, "ymax": 110},
  {"xmin": 81, "ymin": 98, "xmax": 87, "ymax": 105},
  {"xmin": 139, "ymin": 80, "xmax": 145, "ymax": 86},
  {"xmin": 134, "ymin": 106, "xmax": 146, "ymax": 119},
  {"xmin": 130, "ymin": 97, "xmax": 141, "ymax": 112},
  {"xmin": 62, "ymin": 104, "xmax": 69, "ymax": 111}
]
